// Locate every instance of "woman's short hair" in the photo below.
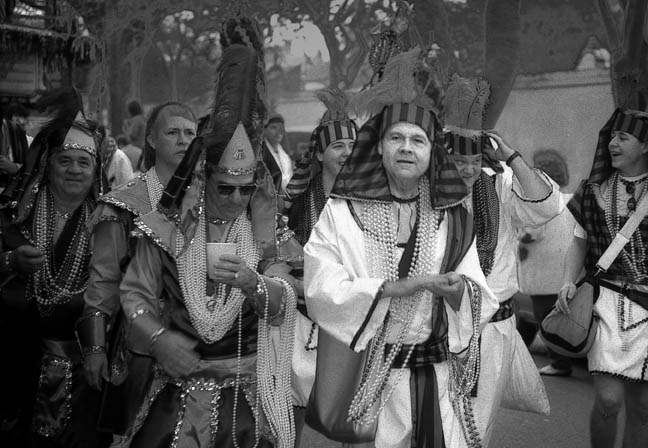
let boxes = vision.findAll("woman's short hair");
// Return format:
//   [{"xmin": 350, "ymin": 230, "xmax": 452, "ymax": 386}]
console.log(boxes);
[{"xmin": 142, "ymin": 102, "xmax": 196, "ymax": 170}]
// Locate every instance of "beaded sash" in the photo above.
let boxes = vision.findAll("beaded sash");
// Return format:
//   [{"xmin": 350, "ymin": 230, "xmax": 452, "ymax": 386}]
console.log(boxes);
[{"xmin": 175, "ymin": 213, "xmax": 260, "ymax": 344}]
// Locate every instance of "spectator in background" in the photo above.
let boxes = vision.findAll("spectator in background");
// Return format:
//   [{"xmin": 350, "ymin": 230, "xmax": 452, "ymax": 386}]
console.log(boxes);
[
  {"xmin": 98, "ymin": 126, "xmax": 133, "ymax": 189},
  {"xmin": 262, "ymin": 113, "xmax": 293, "ymax": 194},
  {"xmin": 517, "ymin": 150, "xmax": 575, "ymax": 377},
  {"xmin": 122, "ymin": 101, "xmax": 146, "ymax": 149},
  {"xmin": 115, "ymin": 134, "xmax": 143, "ymax": 173},
  {"xmin": 0, "ymin": 103, "xmax": 31, "ymax": 190}
]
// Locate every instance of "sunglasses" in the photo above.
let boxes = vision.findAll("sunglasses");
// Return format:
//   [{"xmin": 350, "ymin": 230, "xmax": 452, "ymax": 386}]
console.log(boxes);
[
  {"xmin": 216, "ymin": 184, "xmax": 256, "ymax": 196},
  {"xmin": 626, "ymin": 182, "xmax": 637, "ymax": 212}
]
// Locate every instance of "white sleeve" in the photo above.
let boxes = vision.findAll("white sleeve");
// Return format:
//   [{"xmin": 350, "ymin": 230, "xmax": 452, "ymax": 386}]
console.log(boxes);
[{"xmin": 304, "ymin": 201, "xmax": 389, "ymax": 352}]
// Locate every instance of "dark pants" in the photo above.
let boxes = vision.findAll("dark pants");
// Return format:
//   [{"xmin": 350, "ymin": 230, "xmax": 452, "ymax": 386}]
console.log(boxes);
[{"xmin": 531, "ymin": 294, "xmax": 573, "ymax": 371}]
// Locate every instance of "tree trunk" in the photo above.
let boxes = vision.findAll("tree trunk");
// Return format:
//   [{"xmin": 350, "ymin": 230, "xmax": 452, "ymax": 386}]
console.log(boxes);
[
  {"xmin": 482, "ymin": 0, "xmax": 521, "ymax": 129},
  {"xmin": 412, "ymin": 0, "xmax": 456, "ymax": 75},
  {"xmin": 598, "ymin": 0, "xmax": 648, "ymax": 108}
]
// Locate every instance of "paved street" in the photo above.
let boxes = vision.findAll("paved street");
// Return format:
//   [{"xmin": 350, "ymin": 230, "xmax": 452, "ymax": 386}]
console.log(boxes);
[{"xmin": 299, "ymin": 336, "xmax": 600, "ymax": 448}]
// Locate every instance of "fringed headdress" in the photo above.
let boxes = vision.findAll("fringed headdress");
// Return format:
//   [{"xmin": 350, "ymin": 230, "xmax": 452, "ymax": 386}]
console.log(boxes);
[
  {"xmin": 155, "ymin": 17, "xmax": 277, "ymax": 257},
  {"xmin": 286, "ymin": 87, "xmax": 358, "ymax": 199},
  {"xmin": 443, "ymin": 74, "xmax": 502, "ymax": 173},
  {"xmin": 0, "ymin": 87, "xmax": 104, "ymax": 223}
]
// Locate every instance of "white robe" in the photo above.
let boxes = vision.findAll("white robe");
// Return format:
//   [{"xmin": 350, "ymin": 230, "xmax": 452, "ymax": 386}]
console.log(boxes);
[
  {"xmin": 471, "ymin": 166, "xmax": 564, "ymax": 446},
  {"xmin": 304, "ymin": 198, "xmax": 499, "ymax": 448}
]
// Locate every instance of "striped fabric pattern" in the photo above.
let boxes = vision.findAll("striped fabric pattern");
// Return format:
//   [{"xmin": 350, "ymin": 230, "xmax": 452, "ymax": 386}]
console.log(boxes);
[
  {"xmin": 381, "ymin": 103, "xmax": 434, "ymax": 138},
  {"xmin": 285, "ymin": 119, "xmax": 358, "ymax": 199},
  {"xmin": 330, "ymin": 106, "xmax": 470, "ymax": 209},
  {"xmin": 317, "ymin": 119, "xmax": 358, "ymax": 152},
  {"xmin": 444, "ymin": 131, "xmax": 504, "ymax": 174},
  {"xmin": 586, "ymin": 109, "xmax": 648, "ymax": 187},
  {"xmin": 444, "ymin": 132, "xmax": 483, "ymax": 156},
  {"xmin": 612, "ymin": 109, "xmax": 648, "ymax": 142}
]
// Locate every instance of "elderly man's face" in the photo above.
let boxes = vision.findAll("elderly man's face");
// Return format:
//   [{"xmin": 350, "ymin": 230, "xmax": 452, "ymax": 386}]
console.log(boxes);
[
  {"xmin": 48, "ymin": 149, "xmax": 96, "ymax": 201},
  {"xmin": 379, "ymin": 122, "xmax": 432, "ymax": 183}
]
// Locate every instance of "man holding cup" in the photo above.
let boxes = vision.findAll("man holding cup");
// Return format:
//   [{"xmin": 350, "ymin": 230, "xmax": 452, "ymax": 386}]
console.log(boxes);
[{"xmin": 119, "ymin": 19, "xmax": 298, "ymax": 448}]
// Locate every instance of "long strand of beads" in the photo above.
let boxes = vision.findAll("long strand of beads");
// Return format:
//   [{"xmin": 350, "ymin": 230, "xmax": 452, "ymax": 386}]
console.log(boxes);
[
  {"xmin": 146, "ymin": 167, "xmax": 165, "ymax": 209},
  {"xmin": 176, "ymin": 191, "xmax": 260, "ymax": 343},
  {"xmin": 604, "ymin": 173, "xmax": 648, "ymax": 283},
  {"xmin": 349, "ymin": 177, "xmax": 441, "ymax": 425},
  {"xmin": 31, "ymin": 187, "xmax": 91, "ymax": 314},
  {"xmin": 256, "ymin": 277, "xmax": 297, "ymax": 448}
]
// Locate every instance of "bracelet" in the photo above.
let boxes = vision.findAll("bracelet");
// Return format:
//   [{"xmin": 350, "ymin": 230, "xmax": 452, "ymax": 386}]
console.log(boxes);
[
  {"xmin": 129, "ymin": 308, "xmax": 152, "ymax": 322},
  {"xmin": 83, "ymin": 345, "xmax": 106, "ymax": 357},
  {"xmin": 150, "ymin": 327, "xmax": 167, "ymax": 348},
  {"xmin": 505, "ymin": 151, "xmax": 522, "ymax": 166},
  {"xmin": 3, "ymin": 250, "xmax": 13, "ymax": 271},
  {"xmin": 246, "ymin": 273, "xmax": 266, "ymax": 301}
]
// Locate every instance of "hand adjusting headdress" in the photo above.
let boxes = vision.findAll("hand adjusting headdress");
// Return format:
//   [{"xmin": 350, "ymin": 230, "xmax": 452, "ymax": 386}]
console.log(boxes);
[{"xmin": 443, "ymin": 74, "xmax": 502, "ymax": 173}]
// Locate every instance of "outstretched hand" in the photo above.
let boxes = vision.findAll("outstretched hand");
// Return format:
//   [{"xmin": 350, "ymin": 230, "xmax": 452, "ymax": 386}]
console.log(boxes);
[{"xmin": 421, "ymin": 272, "xmax": 465, "ymax": 304}]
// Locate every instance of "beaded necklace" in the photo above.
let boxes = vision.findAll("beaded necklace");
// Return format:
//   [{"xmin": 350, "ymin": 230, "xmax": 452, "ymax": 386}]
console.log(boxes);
[
  {"xmin": 29, "ymin": 187, "xmax": 92, "ymax": 315},
  {"xmin": 176, "ymin": 209, "xmax": 260, "ymax": 344},
  {"xmin": 604, "ymin": 171, "xmax": 648, "ymax": 283},
  {"xmin": 348, "ymin": 176, "xmax": 440, "ymax": 425},
  {"xmin": 146, "ymin": 167, "xmax": 165, "ymax": 209},
  {"xmin": 296, "ymin": 173, "xmax": 326, "ymax": 244},
  {"xmin": 473, "ymin": 173, "xmax": 499, "ymax": 277}
]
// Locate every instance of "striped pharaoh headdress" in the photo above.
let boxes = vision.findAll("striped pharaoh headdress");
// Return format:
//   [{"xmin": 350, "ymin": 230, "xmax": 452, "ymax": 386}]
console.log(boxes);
[
  {"xmin": 286, "ymin": 88, "xmax": 358, "ymax": 199},
  {"xmin": 330, "ymin": 42, "xmax": 469, "ymax": 208}
]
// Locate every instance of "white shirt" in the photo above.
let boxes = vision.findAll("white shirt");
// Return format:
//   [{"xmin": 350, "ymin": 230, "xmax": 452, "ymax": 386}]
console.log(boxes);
[{"xmin": 470, "ymin": 165, "xmax": 565, "ymax": 302}]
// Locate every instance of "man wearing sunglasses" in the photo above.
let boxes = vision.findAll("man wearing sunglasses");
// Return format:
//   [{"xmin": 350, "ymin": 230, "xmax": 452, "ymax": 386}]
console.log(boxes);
[{"xmin": 119, "ymin": 23, "xmax": 298, "ymax": 448}]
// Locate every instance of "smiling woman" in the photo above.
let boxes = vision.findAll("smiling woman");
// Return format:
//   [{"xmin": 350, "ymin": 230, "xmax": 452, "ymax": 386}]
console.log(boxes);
[{"xmin": 561, "ymin": 108, "xmax": 648, "ymax": 447}]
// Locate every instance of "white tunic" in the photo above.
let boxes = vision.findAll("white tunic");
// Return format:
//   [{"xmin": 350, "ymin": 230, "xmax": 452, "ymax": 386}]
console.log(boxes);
[
  {"xmin": 471, "ymin": 166, "xmax": 563, "ymax": 446},
  {"xmin": 304, "ymin": 198, "xmax": 499, "ymax": 448}
]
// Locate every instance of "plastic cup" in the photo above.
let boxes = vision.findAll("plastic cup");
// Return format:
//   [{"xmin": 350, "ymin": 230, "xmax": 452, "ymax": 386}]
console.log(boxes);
[{"xmin": 206, "ymin": 242, "xmax": 237, "ymax": 279}]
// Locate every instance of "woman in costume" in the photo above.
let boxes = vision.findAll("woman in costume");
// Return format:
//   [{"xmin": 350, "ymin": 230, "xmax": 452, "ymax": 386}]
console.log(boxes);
[
  {"xmin": 287, "ymin": 87, "xmax": 358, "ymax": 245},
  {"xmin": 0, "ymin": 88, "xmax": 110, "ymax": 448},
  {"xmin": 443, "ymin": 75, "xmax": 560, "ymax": 446},
  {"xmin": 120, "ymin": 18, "xmax": 297, "ymax": 448},
  {"xmin": 78, "ymin": 101, "xmax": 196, "ymax": 438},
  {"xmin": 558, "ymin": 107, "xmax": 648, "ymax": 447},
  {"xmin": 283, "ymin": 88, "xmax": 358, "ymax": 445}
]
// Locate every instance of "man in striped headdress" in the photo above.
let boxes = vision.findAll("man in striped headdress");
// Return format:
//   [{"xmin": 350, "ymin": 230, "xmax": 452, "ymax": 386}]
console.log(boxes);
[
  {"xmin": 303, "ymin": 44, "xmax": 499, "ymax": 448},
  {"xmin": 443, "ymin": 75, "xmax": 563, "ymax": 446}
]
